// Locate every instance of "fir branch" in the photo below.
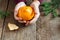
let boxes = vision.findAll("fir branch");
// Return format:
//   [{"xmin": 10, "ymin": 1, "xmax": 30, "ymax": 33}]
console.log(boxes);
[
  {"xmin": 0, "ymin": 10, "xmax": 10, "ymax": 19},
  {"xmin": 41, "ymin": 0, "xmax": 59, "ymax": 17}
]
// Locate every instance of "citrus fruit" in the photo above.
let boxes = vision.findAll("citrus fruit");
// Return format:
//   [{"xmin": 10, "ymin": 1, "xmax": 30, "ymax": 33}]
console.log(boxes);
[{"xmin": 17, "ymin": 6, "xmax": 35, "ymax": 21}]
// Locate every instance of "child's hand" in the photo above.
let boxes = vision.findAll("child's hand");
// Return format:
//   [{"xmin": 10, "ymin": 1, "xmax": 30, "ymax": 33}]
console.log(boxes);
[
  {"xmin": 26, "ymin": 0, "xmax": 40, "ymax": 25},
  {"xmin": 14, "ymin": 1, "xmax": 40, "ymax": 26},
  {"xmin": 14, "ymin": 2, "xmax": 27, "ymax": 23}
]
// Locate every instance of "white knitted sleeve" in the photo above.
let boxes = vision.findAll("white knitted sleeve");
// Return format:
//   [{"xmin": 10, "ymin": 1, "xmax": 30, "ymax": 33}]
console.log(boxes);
[
  {"xmin": 14, "ymin": 2, "xmax": 26, "ymax": 20},
  {"xmin": 30, "ymin": 1, "xmax": 40, "ymax": 24}
]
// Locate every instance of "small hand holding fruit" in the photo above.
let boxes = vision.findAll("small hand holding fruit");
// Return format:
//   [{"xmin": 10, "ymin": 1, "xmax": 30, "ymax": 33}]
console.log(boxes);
[
  {"xmin": 30, "ymin": 0, "xmax": 40, "ymax": 24},
  {"xmin": 14, "ymin": 0, "xmax": 40, "ymax": 25},
  {"xmin": 14, "ymin": 2, "xmax": 26, "ymax": 23}
]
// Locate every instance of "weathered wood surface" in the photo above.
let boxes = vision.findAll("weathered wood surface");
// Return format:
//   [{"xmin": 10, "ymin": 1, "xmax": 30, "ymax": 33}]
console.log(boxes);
[
  {"xmin": 36, "ymin": 0, "xmax": 60, "ymax": 40},
  {"xmin": 0, "ymin": 0, "xmax": 60, "ymax": 40},
  {"xmin": 0, "ymin": 0, "xmax": 8, "ymax": 40},
  {"xmin": 37, "ymin": 15, "xmax": 60, "ymax": 40},
  {"xmin": 1, "ymin": 0, "xmax": 36, "ymax": 40}
]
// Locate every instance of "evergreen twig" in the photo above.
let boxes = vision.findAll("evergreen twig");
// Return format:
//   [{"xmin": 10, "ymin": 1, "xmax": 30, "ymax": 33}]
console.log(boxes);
[{"xmin": 41, "ymin": 0, "xmax": 60, "ymax": 17}]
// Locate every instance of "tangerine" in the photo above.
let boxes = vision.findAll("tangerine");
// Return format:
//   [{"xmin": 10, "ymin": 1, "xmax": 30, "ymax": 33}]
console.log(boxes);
[{"xmin": 17, "ymin": 6, "xmax": 35, "ymax": 21}]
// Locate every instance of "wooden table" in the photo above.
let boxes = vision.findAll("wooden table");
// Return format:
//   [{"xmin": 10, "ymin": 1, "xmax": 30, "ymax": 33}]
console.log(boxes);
[{"xmin": 0, "ymin": 0, "xmax": 60, "ymax": 40}]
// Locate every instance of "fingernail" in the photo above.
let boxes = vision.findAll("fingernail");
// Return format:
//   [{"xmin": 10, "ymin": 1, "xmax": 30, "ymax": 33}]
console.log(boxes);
[
  {"xmin": 23, "ymin": 21, "xmax": 26, "ymax": 23},
  {"xmin": 19, "ymin": 18, "xmax": 22, "ymax": 20},
  {"xmin": 25, "ymin": 23, "xmax": 28, "ymax": 26}
]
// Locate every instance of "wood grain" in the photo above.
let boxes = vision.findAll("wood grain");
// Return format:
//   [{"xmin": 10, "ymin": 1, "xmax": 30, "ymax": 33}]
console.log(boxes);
[
  {"xmin": 36, "ymin": 0, "xmax": 60, "ymax": 40},
  {"xmin": 36, "ymin": 13, "xmax": 60, "ymax": 40},
  {"xmin": 36, "ymin": 13, "xmax": 52, "ymax": 40},
  {"xmin": 1, "ymin": 0, "xmax": 60, "ymax": 40},
  {"xmin": 2, "ymin": 0, "xmax": 36, "ymax": 40},
  {"xmin": 0, "ymin": 0, "xmax": 8, "ymax": 40}
]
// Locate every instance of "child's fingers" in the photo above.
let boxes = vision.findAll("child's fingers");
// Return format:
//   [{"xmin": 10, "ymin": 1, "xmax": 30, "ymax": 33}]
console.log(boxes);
[
  {"xmin": 14, "ymin": 13, "xmax": 22, "ymax": 21},
  {"xmin": 18, "ymin": 20, "xmax": 26, "ymax": 23},
  {"xmin": 25, "ymin": 21, "xmax": 30, "ymax": 26},
  {"xmin": 14, "ymin": 16, "xmax": 20, "ymax": 20},
  {"xmin": 14, "ymin": 9, "xmax": 19, "ymax": 20},
  {"xmin": 14, "ymin": 13, "xmax": 19, "ymax": 20},
  {"xmin": 19, "ymin": 17, "xmax": 23, "ymax": 20}
]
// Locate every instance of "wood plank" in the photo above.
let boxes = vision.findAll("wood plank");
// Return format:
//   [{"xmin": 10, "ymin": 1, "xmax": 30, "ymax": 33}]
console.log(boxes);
[
  {"xmin": 36, "ymin": 13, "xmax": 52, "ymax": 40},
  {"xmin": 2, "ymin": 0, "xmax": 36, "ymax": 40},
  {"xmin": 36, "ymin": 0, "xmax": 52, "ymax": 40},
  {"xmin": 0, "ymin": 0, "xmax": 8, "ymax": 40},
  {"xmin": 37, "ymin": 17, "xmax": 60, "ymax": 40},
  {"xmin": 36, "ymin": 0, "xmax": 60, "ymax": 40},
  {"xmin": 49, "ymin": 17, "xmax": 60, "ymax": 40}
]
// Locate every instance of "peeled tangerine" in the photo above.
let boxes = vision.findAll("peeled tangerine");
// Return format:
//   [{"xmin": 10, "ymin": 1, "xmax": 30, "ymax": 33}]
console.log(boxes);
[{"xmin": 18, "ymin": 6, "xmax": 35, "ymax": 21}]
